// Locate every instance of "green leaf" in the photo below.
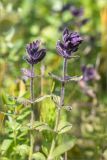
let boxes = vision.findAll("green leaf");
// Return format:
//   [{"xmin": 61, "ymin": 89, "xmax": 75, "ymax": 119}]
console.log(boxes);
[
  {"xmin": 29, "ymin": 121, "xmax": 52, "ymax": 132},
  {"xmin": 50, "ymin": 139, "xmax": 76, "ymax": 159},
  {"xmin": 42, "ymin": 146, "xmax": 48, "ymax": 156},
  {"xmin": 66, "ymin": 75, "xmax": 83, "ymax": 82},
  {"xmin": 15, "ymin": 144, "xmax": 29, "ymax": 156},
  {"xmin": 1, "ymin": 93, "xmax": 15, "ymax": 105},
  {"xmin": 1, "ymin": 139, "xmax": 13, "ymax": 154},
  {"xmin": 17, "ymin": 130, "xmax": 28, "ymax": 139},
  {"xmin": 17, "ymin": 110, "xmax": 30, "ymax": 121},
  {"xmin": 16, "ymin": 95, "xmax": 51, "ymax": 105},
  {"xmin": 1, "ymin": 93, "xmax": 10, "ymax": 105},
  {"xmin": 58, "ymin": 121, "xmax": 72, "ymax": 134},
  {"xmin": 32, "ymin": 121, "xmax": 47, "ymax": 128},
  {"xmin": 32, "ymin": 152, "xmax": 46, "ymax": 160},
  {"xmin": 51, "ymin": 94, "xmax": 60, "ymax": 106},
  {"xmin": 34, "ymin": 95, "xmax": 51, "ymax": 103},
  {"xmin": 36, "ymin": 124, "xmax": 52, "ymax": 132}
]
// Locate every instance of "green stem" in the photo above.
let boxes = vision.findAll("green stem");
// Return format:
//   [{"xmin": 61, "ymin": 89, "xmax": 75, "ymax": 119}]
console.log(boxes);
[
  {"xmin": 29, "ymin": 64, "xmax": 35, "ymax": 160},
  {"xmin": 48, "ymin": 58, "xmax": 67, "ymax": 160},
  {"xmin": 14, "ymin": 129, "xmax": 17, "ymax": 160},
  {"xmin": 13, "ymin": 106, "xmax": 17, "ymax": 160}
]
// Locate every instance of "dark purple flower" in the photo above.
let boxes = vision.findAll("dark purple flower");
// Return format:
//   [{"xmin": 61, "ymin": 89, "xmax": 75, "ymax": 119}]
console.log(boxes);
[
  {"xmin": 82, "ymin": 65, "xmax": 100, "ymax": 81},
  {"xmin": 25, "ymin": 40, "xmax": 46, "ymax": 65},
  {"xmin": 70, "ymin": 6, "xmax": 83, "ymax": 17},
  {"xmin": 56, "ymin": 28, "xmax": 83, "ymax": 59}
]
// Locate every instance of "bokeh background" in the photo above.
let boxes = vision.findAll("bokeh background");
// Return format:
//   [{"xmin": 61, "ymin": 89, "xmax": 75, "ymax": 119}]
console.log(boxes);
[{"xmin": 0, "ymin": 0, "xmax": 107, "ymax": 160}]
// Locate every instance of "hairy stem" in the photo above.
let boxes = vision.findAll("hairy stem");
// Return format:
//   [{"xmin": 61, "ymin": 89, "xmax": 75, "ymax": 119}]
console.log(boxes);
[
  {"xmin": 40, "ymin": 64, "xmax": 45, "ymax": 96},
  {"xmin": 48, "ymin": 58, "xmax": 67, "ymax": 160},
  {"xmin": 29, "ymin": 64, "xmax": 35, "ymax": 160},
  {"xmin": 13, "ymin": 129, "xmax": 17, "ymax": 160}
]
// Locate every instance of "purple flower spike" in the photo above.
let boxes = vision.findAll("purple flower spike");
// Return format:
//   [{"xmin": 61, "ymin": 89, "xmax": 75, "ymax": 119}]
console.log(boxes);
[
  {"xmin": 82, "ymin": 65, "xmax": 100, "ymax": 81},
  {"xmin": 26, "ymin": 40, "xmax": 46, "ymax": 65},
  {"xmin": 56, "ymin": 28, "xmax": 83, "ymax": 59}
]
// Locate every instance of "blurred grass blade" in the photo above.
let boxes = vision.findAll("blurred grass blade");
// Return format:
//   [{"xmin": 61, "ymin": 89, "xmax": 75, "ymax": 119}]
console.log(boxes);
[{"xmin": 0, "ymin": 112, "xmax": 5, "ymax": 132}]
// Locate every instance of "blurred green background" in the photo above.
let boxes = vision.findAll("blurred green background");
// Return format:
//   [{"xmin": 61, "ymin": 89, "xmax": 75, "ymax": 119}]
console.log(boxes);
[{"xmin": 0, "ymin": 0, "xmax": 107, "ymax": 159}]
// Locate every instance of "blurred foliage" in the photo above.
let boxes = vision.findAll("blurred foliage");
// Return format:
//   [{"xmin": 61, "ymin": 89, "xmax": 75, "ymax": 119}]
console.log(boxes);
[{"xmin": 0, "ymin": 0, "xmax": 107, "ymax": 160}]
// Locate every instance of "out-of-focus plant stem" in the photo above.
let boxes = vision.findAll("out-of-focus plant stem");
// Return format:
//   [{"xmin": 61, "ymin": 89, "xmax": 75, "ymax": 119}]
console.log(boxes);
[
  {"xmin": 13, "ymin": 128, "xmax": 17, "ymax": 160},
  {"xmin": 99, "ymin": 6, "xmax": 107, "ymax": 90},
  {"xmin": 14, "ymin": 107, "xmax": 17, "ymax": 160},
  {"xmin": 29, "ymin": 64, "xmax": 35, "ymax": 160},
  {"xmin": 48, "ymin": 58, "xmax": 67, "ymax": 160},
  {"xmin": 64, "ymin": 152, "xmax": 67, "ymax": 160}
]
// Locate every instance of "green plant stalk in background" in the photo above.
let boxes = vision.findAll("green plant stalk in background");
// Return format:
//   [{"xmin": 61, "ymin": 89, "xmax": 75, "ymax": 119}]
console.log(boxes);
[
  {"xmin": 48, "ymin": 58, "xmax": 67, "ymax": 160},
  {"xmin": 29, "ymin": 64, "xmax": 35, "ymax": 160},
  {"xmin": 13, "ymin": 112, "xmax": 17, "ymax": 160}
]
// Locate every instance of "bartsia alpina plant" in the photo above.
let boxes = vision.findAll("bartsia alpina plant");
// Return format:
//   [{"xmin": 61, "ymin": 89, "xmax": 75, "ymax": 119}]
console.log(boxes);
[
  {"xmin": 24, "ymin": 39, "xmax": 46, "ymax": 160},
  {"xmin": 56, "ymin": 28, "xmax": 83, "ymax": 59},
  {"xmin": 48, "ymin": 28, "xmax": 83, "ymax": 160}
]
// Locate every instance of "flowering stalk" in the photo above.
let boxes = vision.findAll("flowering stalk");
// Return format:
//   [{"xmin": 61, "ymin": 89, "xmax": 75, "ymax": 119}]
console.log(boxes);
[
  {"xmin": 29, "ymin": 64, "xmax": 35, "ymax": 160},
  {"xmin": 24, "ymin": 40, "xmax": 46, "ymax": 160},
  {"xmin": 48, "ymin": 28, "xmax": 83, "ymax": 160},
  {"xmin": 48, "ymin": 58, "xmax": 67, "ymax": 160}
]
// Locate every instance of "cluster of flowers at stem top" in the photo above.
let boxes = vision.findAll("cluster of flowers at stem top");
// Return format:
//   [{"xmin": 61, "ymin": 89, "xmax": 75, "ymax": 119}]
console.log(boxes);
[
  {"xmin": 25, "ymin": 28, "xmax": 83, "ymax": 66},
  {"xmin": 56, "ymin": 28, "xmax": 83, "ymax": 59},
  {"xmin": 25, "ymin": 40, "xmax": 46, "ymax": 65}
]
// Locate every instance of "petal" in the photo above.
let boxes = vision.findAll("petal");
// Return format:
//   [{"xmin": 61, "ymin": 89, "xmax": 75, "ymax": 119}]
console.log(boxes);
[
  {"xmin": 25, "ymin": 57, "xmax": 33, "ymax": 65},
  {"xmin": 56, "ymin": 41, "xmax": 73, "ymax": 59},
  {"xmin": 33, "ymin": 40, "xmax": 40, "ymax": 50},
  {"xmin": 62, "ymin": 28, "xmax": 69, "ymax": 42},
  {"xmin": 63, "ymin": 28, "xmax": 69, "ymax": 36},
  {"xmin": 63, "ymin": 50, "xmax": 73, "ymax": 59},
  {"xmin": 26, "ymin": 44, "xmax": 31, "ymax": 55},
  {"xmin": 56, "ymin": 41, "xmax": 65, "ymax": 57},
  {"xmin": 33, "ymin": 49, "xmax": 46, "ymax": 63}
]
